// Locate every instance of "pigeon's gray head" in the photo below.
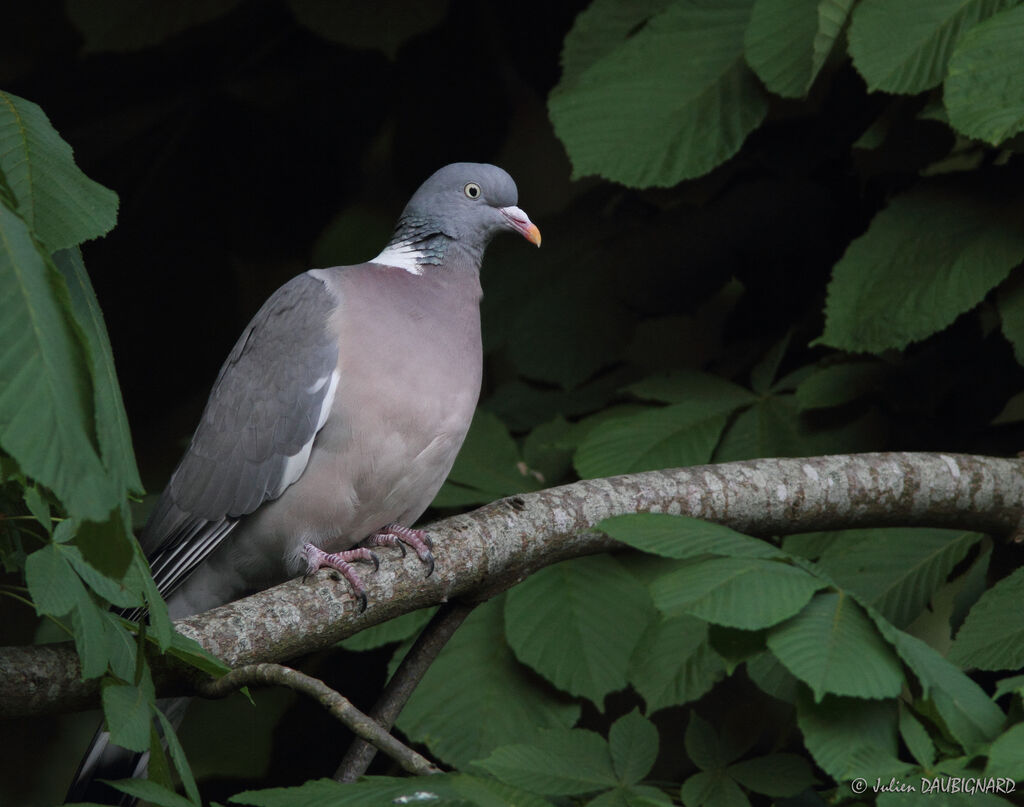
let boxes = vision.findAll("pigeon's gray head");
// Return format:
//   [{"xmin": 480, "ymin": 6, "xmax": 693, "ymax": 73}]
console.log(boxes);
[
  {"xmin": 403, "ymin": 162, "xmax": 541, "ymax": 250},
  {"xmin": 372, "ymin": 163, "xmax": 540, "ymax": 273}
]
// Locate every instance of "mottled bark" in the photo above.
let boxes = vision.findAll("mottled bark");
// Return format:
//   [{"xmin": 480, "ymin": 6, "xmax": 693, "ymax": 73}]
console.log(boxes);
[
  {"xmin": 1, "ymin": 452, "xmax": 1021, "ymax": 718},
  {"xmin": 199, "ymin": 663, "xmax": 439, "ymax": 776},
  {"xmin": 334, "ymin": 601, "xmax": 477, "ymax": 782}
]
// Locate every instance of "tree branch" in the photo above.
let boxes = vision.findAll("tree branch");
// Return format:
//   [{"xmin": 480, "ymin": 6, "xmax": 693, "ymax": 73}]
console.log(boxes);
[
  {"xmin": 2, "ymin": 452, "xmax": 1022, "ymax": 718},
  {"xmin": 334, "ymin": 601, "xmax": 477, "ymax": 782},
  {"xmin": 196, "ymin": 662, "xmax": 440, "ymax": 776}
]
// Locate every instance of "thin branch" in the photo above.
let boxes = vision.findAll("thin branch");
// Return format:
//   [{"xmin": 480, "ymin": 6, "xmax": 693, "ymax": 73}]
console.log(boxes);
[
  {"xmin": 198, "ymin": 663, "xmax": 440, "ymax": 777},
  {"xmin": 335, "ymin": 601, "xmax": 477, "ymax": 782},
  {"xmin": 2, "ymin": 452, "xmax": 1022, "ymax": 718}
]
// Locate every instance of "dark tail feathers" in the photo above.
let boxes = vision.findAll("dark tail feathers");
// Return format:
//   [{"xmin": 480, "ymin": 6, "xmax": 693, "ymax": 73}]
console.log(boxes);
[{"xmin": 66, "ymin": 696, "xmax": 190, "ymax": 806}]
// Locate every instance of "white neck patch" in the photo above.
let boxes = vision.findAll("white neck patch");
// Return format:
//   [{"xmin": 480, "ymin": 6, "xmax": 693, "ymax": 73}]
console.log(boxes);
[{"xmin": 370, "ymin": 243, "xmax": 425, "ymax": 275}]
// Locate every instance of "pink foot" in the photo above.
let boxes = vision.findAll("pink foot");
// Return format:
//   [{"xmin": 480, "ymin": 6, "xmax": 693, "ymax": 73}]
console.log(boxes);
[
  {"xmin": 364, "ymin": 523, "xmax": 435, "ymax": 577},
  {"xmin": 303, "ymin": 543, "xmax": 378, "ymax": 612}
]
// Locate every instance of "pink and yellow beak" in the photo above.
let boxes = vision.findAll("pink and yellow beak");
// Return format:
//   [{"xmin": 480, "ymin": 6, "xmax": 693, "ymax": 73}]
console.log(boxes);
[{"xmin": 500, "ymin": 205, "xmax": 542, "ymax": 246}]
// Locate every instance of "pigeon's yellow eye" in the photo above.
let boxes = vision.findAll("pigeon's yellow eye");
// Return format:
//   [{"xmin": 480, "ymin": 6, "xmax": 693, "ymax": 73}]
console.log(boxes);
[{"xmin": 464, "ymin": 182, "xmax": 481, "ymax": 199}]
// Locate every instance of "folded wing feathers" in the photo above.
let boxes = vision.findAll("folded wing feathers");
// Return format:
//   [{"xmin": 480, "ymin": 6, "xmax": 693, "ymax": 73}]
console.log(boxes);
[{"xmin": 139, "ymin": 271, "xmax": 340, "ymax": 599}]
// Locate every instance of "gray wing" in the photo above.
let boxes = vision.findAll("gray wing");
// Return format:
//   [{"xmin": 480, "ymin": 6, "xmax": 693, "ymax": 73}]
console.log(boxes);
[{"xmin": 141, "ymin": 271, "xmax": 340, "ymax": 601}]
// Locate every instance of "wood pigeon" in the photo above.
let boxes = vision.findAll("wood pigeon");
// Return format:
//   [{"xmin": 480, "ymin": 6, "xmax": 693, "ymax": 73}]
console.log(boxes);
[{"xmin": 67, "ymin": 162, "xmax": 540, "ymax": 803}]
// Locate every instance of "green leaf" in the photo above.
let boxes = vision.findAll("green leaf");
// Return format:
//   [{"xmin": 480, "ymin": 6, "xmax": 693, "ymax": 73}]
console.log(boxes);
[
  {"xmin": 54, "ymin": 247, "xmax": 142, "ymax": 496},
  {"xmin": 475, "ymin": 729, "xmax": 617, "ymax": 795},
  {"xmin": 745, "ymin": 652, "xmax": 801, "ymax": 703},
  {"xmin": 52, "ymin": 515, "xmax": 76, "ymax": 543},
  {"xmin": 65, "ymin": 0, "xmax": 241, "ymax": 53},
  {"xmin": 945, "ymin": 4, "xmax": 1024, "ymax": 144},
  {"xmin": 22, "ymin": 485, "xmax": 51, "ymax": 535},
  {"xmin": 522, "ymin": 416, "xmax": 575, "ymax": 486},
  {"xmin": 795, "ymin": 361, "xmax": 886, "ymax": 410},
  {"xmin": 818, "ymin": 184, "xmax": 1024, "ymax": 354},
  {"xmin": 767, "ymin": 591, "xmax": 905, "ymax": 701},
  {"xmin": 726, "ymin": 753, "xmax": 814, "ymax": 797},
  {"xmin": 629, "ymin": 613, "xmax": 725, "ymax": 712},
  {"xmin": 289, "ymin": 0, "xmax": 448, "ymax": 59},
  {"xmin": 433, "ymin": 410, "xmax": 540, "ymax": 508},
  {"xmin": 448, "ymin": 773, "xmax": 559, "ymax": 807},
  {"xmin": 796, "ymin": 694, "xmax": 907, "ymax": 781},
  {"xmin": 651, "ymin": 557, "xmax": 824, "ymax": 629},
  {"xmin": 623, "ymin": 286, "xmax": 742, "ymax": 374},
  {"xmin": 164, "ymin": 629, "xmax": 232, "ymax": 678},
  {"xmin": 26, "ymin": 539, "xmax": 124, "ymax": 676},
  {"xmin": 625, "ymin": 370, "xmax": 757, "ymax": 410},
  {"xmin": 139, "ymin": 549, "xmax": 174, "ymax": 651},
  {"xmin": 102, "ymin": 679, "xmax": 154, "ymax": 753},
  {"xmin": 484, "ymin": 377, "xmax": 637, "ymax": 434},
  {"xmin": 559, "ymin": 404, "xmax": 650, "ymax": 453},
  {"xmin": 233, "ymin": 774, "xmax": 556, "ymax": 807},
  {"xmin": 231, "ymin": 778, "xmax": 365, "ymax": 806},
  {"xmin": 997, "ymin": 272, "xmax": 1024, "ymax": 367},
  {"xmin": 73, "ymin": 506, "xmax": 135, "ymax": 581},
  {"xmin": 680, "ymin": 770, "xmax": 750, "ymax": 807},
  {"xmin": 599, "ymin": 513, "xmax": 784, "ymax": 560},
  {"xmin": 574, "ymin": 404, "xmax": 727, "ymax": 479},
  {"xmin": 505, "ymin": 555, "xmax": 653, "ymax": 704},
  {"xmin": 549, "ymin": 0, "xmax": 768, "ymax": 187},
  {"xmin": 985, "ymin": 722, "xmax": 1024, "ymax": 780},
  {"xmin": 873, "ymin": 619, "xmax": 1005, "ymax": 752},
  {"xmin": 155, "ymin": 708, "xmax": 201, "ymax": 807},
  {"xmin": 949, "ymin": 567, "xmax": 1024, "ymax": 671},
  {"xmin": 750, "ymin": 333, "xmax": 792, "ymax": 394},
  {"xmin": 396, "ymin": 597, "xmax": 580, "ymax": 768},
  {"xmin": 102, "ymin": 612, "xmax": 138, "ymax": 681},
  {"xmin": 931, "ymin": 538, "xmax": 989, "ymax": 642},
  {"xmin": 708, "ymin": 625, "xmax": 766, "ymax": 671},
  {"xmin": 853, "ymin": 108, "xmax": 894, "ymax": 151},
  {"xmin": 815, "ymin": 528, "xmax": 981, "ymax": 628},
  {"xmin": 25, "ymin": 542, "xmax": 82, "ymax": 616},
  {"xmin": 71, "ymin": 588, "xmax": 110, "ymax": 679},
  {"xmin": 145, "ymin": 719, "xmax": 176, "ymax": 800},
  {"xmin": 847, "ymin": 0, "xmax": 1015, "ymax": 94},
  {"xmin": 609, "ymin": 710, "xmax": 659, "ymax": 785},
  {"xmin": 711, "ymin": 396, "xmax": 805, "ymax": 462},
  {"xmin": 107, "ymin": 777, "xmax": 195, "ymax": 807},
  {"xmin": 63, "ymin": 542, "xmax": 140, "ymax": 609},
  {"xmin": 685, "ymin": 712, "xmax": 738, "ymax": 770},
  {"xmin": 744, "ymin": 0, "xmax": 854, "ymax": 97},
  {"xmin": 340, "ymin": 607, "xmax": 436, "ymax": 652},
  {"xmin": 0, "ymin": 91, "xmax": 118, "ymax": 250},
  {"xmin": 498, "ymin": 256, "xmax": 634, "ymax": 389},
  {"xmin": 898, "ymin": 703, "xmax": 936, "ymax": 769},
  {"xmin": 0, "ymin": 202, "xmax": 117, "ymax": 519},
  {"xmin": 993, "ymin": 674, "xmax": 1024, "ymax": 701},
  {"xmin": 592, "ymin": 784, "xmax": 675, "ymax": 807},
  {"xmin": 781, "ymin": 531, "xmax": 843, "ymax": 560}
]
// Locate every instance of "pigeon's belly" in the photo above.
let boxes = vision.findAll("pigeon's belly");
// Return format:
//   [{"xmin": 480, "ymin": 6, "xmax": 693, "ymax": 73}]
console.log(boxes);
[{"xmin": 277, "ymin": 365, "xmax": 480, "ymax": 557}]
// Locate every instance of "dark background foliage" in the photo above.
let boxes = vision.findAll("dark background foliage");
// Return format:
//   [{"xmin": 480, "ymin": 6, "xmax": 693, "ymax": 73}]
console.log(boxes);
[
  {"xmin": 3, "ymin": 0, "xmax": 581, "ymax": 480},
  {"xmin": 3, "ymin": 1, "xmax": 1024, "ymax": 804},
  {"xmin": 11, "ymin": 0, "xmax": 1020, "ymax": 480}
]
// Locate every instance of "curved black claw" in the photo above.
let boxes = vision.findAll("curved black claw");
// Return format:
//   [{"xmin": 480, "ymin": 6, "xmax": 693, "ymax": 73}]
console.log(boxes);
[
  {"xmin": 424, "ymin": 533, "xmax": 434, "ymax": 550},
  {"xmin": 396, "ymin": 541, "xmax": 407, "ymax": 558},
  {"xmin": 368, "ymin": 550, "xmax": 380, "ymax": 572},
  {"xmin": 423, "ymin": 552, "xmax": 435, "ymax": 578},
  {"xmin": 357, "ymin": 591, "xmax": 368, "ymax": 613}
]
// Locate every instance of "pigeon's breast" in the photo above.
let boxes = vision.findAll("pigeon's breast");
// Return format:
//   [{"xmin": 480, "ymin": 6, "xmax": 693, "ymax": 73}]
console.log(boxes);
[{"xmin": 266, "ymin": 263, "xmax": 484, "ymax": 564}]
